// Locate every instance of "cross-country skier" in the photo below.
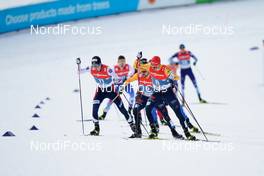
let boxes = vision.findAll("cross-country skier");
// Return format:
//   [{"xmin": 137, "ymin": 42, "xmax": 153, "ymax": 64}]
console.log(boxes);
[
  {"xmin": 169, "ymin": 44, "xmax": 207, "ymax": 103},
  {"xmin": 133, "ymin": 52, "xmax": 167, "ymax": 126},
  {"xmin": 122, "ymin": 58, "xmax": 163, "ymax": 138},
  {"xmin": 122, "ymin": 59, "xmax": 152, "ymax": 138},
  {"xmin": 99, "ymin": 55, "xmax": 135, "ymax": 120},
  {"xmin": 145, "ymin": 56, "xmax": 196, "ymax": 140},
  {"xmin": 79, "ymin": 56, "xmax": 135, "ymax": 136}
]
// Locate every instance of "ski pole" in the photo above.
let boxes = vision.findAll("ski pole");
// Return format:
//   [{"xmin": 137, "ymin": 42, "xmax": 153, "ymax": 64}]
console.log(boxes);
[
  {"xmin": 140, "ymin": 121, "xmax": 149, "ymax": 136},
  {"xmin": 109, "ymin": 93, "xmax": 121, "ymax": 106},
  {"xmin": 194, "ymin": 66, "xmax": 205, "ymax": 81},
  {"xmin": 175, "ymin": 85, "xmax": 208, "ymax": 141},
  {"xmin": 122, "ymin": 93, "xmax": 132, "ymax": 107},
  {"xmin": 76, "ymin": 58, "xmax": 85, "ymax": 135}
]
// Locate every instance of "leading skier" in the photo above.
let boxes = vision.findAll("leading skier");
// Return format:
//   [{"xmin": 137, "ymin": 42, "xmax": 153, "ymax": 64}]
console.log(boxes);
[{"xmin": 79, "ymin": 56, "xmax": 135, "ymax": 136}]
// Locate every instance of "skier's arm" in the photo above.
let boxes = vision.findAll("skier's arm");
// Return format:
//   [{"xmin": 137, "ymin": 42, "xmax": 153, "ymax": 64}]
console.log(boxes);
[
  {"xmin": 79, "ymin": 66, "xmax": 90, "ymax": 74},
  {"xmin": 127, "ymin": 65, "xmax": 135, "ymax": 78},
  {"xmin": 190, "ymin": 51, "xmax": 198, "ymax": 65},
  {"xmin": 119, "ymin": 73, "xmax": 138, "ymax": 95},
  {"xmin": 108, "ymin": 67, "xmax": 118, "ymax": 79},
  {"xmin": 124, "ymin": 73, "xmax": 138, "ymax": 85}
]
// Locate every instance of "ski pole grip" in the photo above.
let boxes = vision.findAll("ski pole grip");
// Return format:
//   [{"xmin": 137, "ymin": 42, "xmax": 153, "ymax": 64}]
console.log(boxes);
[{"xmin": 76, "ymin": 58, "xmax": 81, "ymax": 65}]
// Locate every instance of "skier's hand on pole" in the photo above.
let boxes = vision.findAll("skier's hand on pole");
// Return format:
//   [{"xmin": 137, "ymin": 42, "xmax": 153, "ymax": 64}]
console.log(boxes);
[
  {"xmin": 137, "ymin": 51, "xmax": 142, "ymax": 59},
  {"xmin": 76, "ymin": 58, "xmax": 81, "ymax": 74},
  {"xmin": 76, "ymin": 58, "xmax": 81, "ymax": 65}
]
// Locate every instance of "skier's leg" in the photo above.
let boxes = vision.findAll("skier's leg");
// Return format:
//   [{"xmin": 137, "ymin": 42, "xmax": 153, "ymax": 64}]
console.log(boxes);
[
  {"xmin": 131, "ymin": 94, "xmax": 147, "ymax": 137},
  {"xmin": 125, "ymin": 83, "xmax": 135, "ymax": 114},
  {"xmin": 146, "ymin": 93, "xmax": 160, "ymax": 125},
  {"xmin": 151, "ymin": 107, "xmax": 158, "ymax": 123},
  {"xmin": 109, "ymin": 91, "xmax": 135, "ymax": 132},
  {"xmin": 164, "ymin": 88, "xmax": 196, "ymax": 140},
  {"xmin": 180, "ymin": 105, "xmax": 199, "ymax": 132},
  {"xmin": 157, "ymin": 106, "xmax": 167, "ymax": 125},
  {"xmin": 100, "ymin": 86, "xmax": 119, "ymax": 119},
  {"xmin": 155, "ymin": 103, "xmax": 174, "ymax": 129},
  {"xmin": 145, "ymin": 93, "xmax": 161, "ymax": 138},
  {"xmin": 188, "ymin": 68, "xmax": 203, "ymax": 101},
  {"xmin": 180, "ymin": 69, "xmax": 187, "ymax": 99},
  {"xmin": 99, "ymin": 100, "xmax": 111, "ymax": 120},
  {"xmin": 151, "ymin": 98, "xmax": 183, "ymax": 139},
  {"xmin": 90, "ymin": 88, "xmax": 104, "ymax": 135}
]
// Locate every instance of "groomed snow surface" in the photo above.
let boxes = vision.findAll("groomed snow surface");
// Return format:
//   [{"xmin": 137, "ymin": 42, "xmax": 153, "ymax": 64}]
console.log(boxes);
[{"xmin": 0, "ymin": 0, "xmax": 264, "ymax": 175}]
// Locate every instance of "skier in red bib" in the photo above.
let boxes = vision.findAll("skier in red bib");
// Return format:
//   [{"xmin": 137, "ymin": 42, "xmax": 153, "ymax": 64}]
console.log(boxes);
[
  {"xmin": 170, "ymin": 44, "xmax": 207, "ymax": 103},
  {"xmin": 99, "ymin": 55, "xmax": 135, "ymax": 120},
  {"xmin": 79, "ymin": 56, "xmax": 135, "ymax": 136},
  {"xmin": 146, "ymin": 56, "xmax": 196, "ymax": 140}
]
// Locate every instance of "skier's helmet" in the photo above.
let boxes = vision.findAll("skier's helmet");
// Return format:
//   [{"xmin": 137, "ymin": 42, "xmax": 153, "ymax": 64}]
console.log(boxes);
[
  {"xmin": 91, "ymin": 56, "xmax": 101, "ymax": 67},
  {"xmin": 150, "ymin": 56, "xmax": 161, "ymax": 66},
  {"xmin": 179, "ymin": 44, "xmax": 185, "ymax": 50},
  {"xmin": 140, "ymin": 58, "xmax": 148, "ymax": 65}
]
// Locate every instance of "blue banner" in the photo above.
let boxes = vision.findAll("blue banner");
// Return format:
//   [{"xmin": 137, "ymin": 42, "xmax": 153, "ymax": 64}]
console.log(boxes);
[{"xmin": 0, "ymin": 0, "xmax": 139, "ymax": 33}]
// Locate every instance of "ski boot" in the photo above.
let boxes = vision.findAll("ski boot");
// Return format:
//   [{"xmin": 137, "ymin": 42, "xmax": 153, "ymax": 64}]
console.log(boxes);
[
  {"xmin": 186, "ymin": 121, "xmax": 199, "ymax": 133},
  {"xmin": 160, "ymin": 119, "xmax": 167, "ymax": 126},
  {"xmin": 148, "ymin": 124, "xmax": 158, "ymax": 139},
  {"xmin": 171, "ymin": 128, "xmax": 184, "ymax": 139},
  {"xmin": 99, "ymin": 112, "xmax": 107, "ymax": 120},
  {"xmin": 184, "ymin": 129, "xmax": 196, "ymax": 140},
  {"xmin": 90, "ymin": 124, "xmax": 100, "ymax": 136},
  {"xmin": 129, "ymin": 122, "xmax": 136, "ymax": 133},
  {"xmin": 198, "ymin": 96, "xmax": 207, "ymax": 104},
  {"xmin": 155, "ymin": 122, "xmax": 160, "ymax": 133},
  {"xmin": 129, "ymin": 128, "xmax": 142, "ymax": 138}
]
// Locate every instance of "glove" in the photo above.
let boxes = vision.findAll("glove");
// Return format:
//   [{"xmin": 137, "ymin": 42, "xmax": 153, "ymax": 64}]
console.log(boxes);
[
  {"xmin": 76, "ymin": 58, "xmax": 81, "ymax": 65},
  {"xmin": 137, "ymin": 51, "xmax": 142, "ymax": 59},
  {"xmin": 193, "ymin": 61, "xmax": 197, "ymax": 66}
]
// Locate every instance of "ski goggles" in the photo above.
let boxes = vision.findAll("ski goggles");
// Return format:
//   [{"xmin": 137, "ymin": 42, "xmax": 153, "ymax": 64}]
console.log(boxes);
[
  {"xmin": 140, "ymin": 58, "xmax": 148, "ymax": 65},
  {"xmin": 91, "ymin": 62, "xmax": 101, "ymax": 67}
]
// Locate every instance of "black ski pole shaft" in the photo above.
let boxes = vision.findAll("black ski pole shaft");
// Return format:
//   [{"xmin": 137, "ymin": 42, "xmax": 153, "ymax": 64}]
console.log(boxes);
[
  {"xmin": 175, "ymin": 86, "xmax": 208, "ymax": 141},
  {"xmin": 110, "ymin": 93, "xmax": 121, "ymax": 105},
  {"xmin": 76, "ymin": 58, "xmax": 85, "ymax": 135},
  {"xmin": 122, "ymin": 93, "xmax": 132, "ymax": 107},
  {"xmin": 140, "ymin": 121, "xmax": 149, "ymax": 136}
]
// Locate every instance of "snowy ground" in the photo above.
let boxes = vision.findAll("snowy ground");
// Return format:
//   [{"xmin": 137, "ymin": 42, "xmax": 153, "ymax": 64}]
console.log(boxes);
[{"xmin": 1, "ymin": 0, "xmax": 264, "ymax": 175}]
